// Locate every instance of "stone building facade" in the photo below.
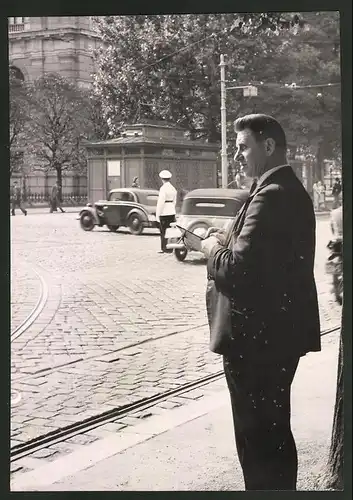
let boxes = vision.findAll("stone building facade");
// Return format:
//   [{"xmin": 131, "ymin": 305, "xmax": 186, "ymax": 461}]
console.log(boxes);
[
  {"xmin": 8, "ymin": 16, "xmax": 101, "ymax": 86},
  {"xmin": 9, "ymin": 16, "xmax": 101, "ymax": 203}
]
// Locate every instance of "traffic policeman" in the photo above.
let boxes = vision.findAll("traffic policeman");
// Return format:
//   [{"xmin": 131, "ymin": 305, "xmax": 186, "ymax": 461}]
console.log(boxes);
[{"xmin": 156, "ymin": 170, "xmax": 177, "ymax": 253}]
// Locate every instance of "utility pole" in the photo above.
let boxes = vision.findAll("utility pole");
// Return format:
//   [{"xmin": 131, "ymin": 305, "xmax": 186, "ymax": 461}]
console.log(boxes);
[{"xmin": 220, "ymin": 54, "xmax": 227, "ymax": 188}]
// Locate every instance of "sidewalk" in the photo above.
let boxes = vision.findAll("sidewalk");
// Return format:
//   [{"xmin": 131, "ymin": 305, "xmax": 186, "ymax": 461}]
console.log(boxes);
[
  {"xmin": 15, "ymin": 206, "xmax": 86, "ymax": 216},
  {"xmin": 12, "ymin": 333, "xmax": 339, "ymax": 491}
]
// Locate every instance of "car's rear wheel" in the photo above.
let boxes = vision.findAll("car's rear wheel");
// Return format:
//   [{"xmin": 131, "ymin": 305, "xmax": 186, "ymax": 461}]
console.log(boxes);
[
  {"xmin": 128, "ymin": 214, "xmax": 144, "ymax": 235},
  {"xmin": 175, "ymin": 248, "xmax": 188, "ymax": 261},
  {"xmin": 80, "ymin": 211, "xmax": 95, "ymax": 231},
  {"xmin": 107, "ymin": 225, "xmax": 119, "ymax": 232}
]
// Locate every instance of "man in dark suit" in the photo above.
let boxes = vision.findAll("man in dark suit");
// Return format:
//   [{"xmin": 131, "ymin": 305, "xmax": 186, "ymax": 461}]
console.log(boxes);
[
  {"xmin": 201, "ymin": 114, "xmax": 321, "ymax": 490},
  {"xmin": 11, "ymin": 180, "xmax": 27, "ymax": 216},
  {"xmin": 50, "ymin": 181, "xmax": 65, "ymax": 213}
]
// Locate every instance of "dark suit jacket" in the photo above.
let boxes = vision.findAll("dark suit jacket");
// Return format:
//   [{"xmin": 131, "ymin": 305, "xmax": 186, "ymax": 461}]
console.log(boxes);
[{"xmin": 206, "ymin": 165, "xmax": 321, "ymax": 361}]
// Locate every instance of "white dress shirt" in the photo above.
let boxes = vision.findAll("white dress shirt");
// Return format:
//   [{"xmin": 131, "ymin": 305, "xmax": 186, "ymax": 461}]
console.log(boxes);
[{"xmin": 156, "ymin": 181, "xmax": 177, "ymax": 222}]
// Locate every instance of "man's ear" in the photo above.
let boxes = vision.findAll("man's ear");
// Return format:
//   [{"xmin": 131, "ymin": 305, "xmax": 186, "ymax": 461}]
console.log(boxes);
[{"xmin": 265, "ymin": 138, "xmax": 276, "ymax": 156}]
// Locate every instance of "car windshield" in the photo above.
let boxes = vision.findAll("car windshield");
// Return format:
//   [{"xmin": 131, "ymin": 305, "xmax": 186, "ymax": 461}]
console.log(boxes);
[{"xmin": 181, "ymin": 198, "xmax": 244, "ymax": 217}]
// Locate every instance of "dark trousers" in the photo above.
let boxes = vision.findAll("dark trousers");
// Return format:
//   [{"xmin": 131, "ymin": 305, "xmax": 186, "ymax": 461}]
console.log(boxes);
[
  {"xmin": 11, "ymin": 199, "xmax": 26, "ymax": 215},
  {"xmin": 223, "ymin": 354, "xmax": 300, "ymax": 490},
  {"xmin": 159, "ymin": 214, "xmax": 176, "ymax": 251},
  {"xmin": 50, "ymin": 198, "xmax": 64, "ymax": 213}
]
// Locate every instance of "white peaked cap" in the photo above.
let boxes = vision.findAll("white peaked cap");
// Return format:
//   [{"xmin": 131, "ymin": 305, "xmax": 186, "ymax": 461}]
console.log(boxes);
[{"xmin": 159, "ymin": 170, "xmax": 172, "ymax": 179}]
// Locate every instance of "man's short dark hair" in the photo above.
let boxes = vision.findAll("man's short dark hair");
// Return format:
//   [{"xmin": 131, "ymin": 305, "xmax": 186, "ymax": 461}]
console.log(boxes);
[{"xmin": 234, "ymin": 114, "xmax": 287, "ymax": 150}]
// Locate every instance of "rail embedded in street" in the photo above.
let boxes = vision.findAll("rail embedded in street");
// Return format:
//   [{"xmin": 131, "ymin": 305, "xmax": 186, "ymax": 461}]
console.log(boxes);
[
  {"xmin": 10, "ymin": 324, "xmax": 339, "ymax": 463},
  {"xmin": 11, "ymin": 266, "xmax": 49, "ymax": 342}
]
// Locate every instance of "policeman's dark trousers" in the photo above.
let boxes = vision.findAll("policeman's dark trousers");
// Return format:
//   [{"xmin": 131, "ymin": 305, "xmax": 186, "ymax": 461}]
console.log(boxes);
[
  {"xmin": 159, "ymin": 215, "xmax": 176, "ymax": 251},
  {"xmin": 223, "ymin": 355, "xmax": 300, "ymax": 490}
]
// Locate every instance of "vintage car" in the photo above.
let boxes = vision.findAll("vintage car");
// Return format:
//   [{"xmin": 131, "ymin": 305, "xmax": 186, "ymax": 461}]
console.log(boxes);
[
  {"xmin": 165, "ymin": 188, "xmax": 249, "ymax": 261},
  {"xmin": 79, "ymin": 188, "xmax": 160, "ymax": 235}
]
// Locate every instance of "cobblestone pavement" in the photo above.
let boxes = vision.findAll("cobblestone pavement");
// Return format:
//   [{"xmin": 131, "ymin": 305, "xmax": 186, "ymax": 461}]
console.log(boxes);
[{"xmin": 10, "ymin": 213, "xmax": 341, "ymax": 453}]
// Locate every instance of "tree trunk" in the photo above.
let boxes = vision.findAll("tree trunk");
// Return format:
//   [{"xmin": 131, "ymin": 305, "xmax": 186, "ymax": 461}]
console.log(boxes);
[
  {"xmin": 56, "ymin": 167, "xmax": 63, "ymax": 201},
  {"xmin": 325, "ymin": 309, "xmax": 344, "ymax": 490}
]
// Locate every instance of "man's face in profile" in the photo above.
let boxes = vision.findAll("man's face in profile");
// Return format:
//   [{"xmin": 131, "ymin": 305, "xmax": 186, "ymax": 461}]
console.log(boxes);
[{"xmin": 234, "ymin": 129, "xmax": 268, "ymax": 179}]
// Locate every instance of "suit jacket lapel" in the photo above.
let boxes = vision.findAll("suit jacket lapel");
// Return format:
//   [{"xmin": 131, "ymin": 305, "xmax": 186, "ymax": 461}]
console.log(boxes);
[{"xmin": 227, "ymin": 166, "xmax": 292, "ymax": 246}]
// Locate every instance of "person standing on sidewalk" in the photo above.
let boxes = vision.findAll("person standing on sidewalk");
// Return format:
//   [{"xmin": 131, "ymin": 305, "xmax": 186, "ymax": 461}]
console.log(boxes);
[
  {"xmin": 317, "ymin": 180, "xmax": 326, "ymax": 211},
  {"xmin": 201, "ymin": 114, "xmax": 321, "ymax": 490},
  {"xmin": 11, "ymin": 181, "xmax": 27, "ymax": 216},
  {"xmin": 156, "ymin": 170, "xmax": 177, "ymax": 254},
  {"xmin": 312, "ymin": 181, "xmax": 320, "ymax": 211},
  {"xmin": 331, "ymin": 177, "xmax": 342, "ymax": 209},
  {"xmin": 50, "ymin": 181, "xmax": 65, "ymax": 213}
]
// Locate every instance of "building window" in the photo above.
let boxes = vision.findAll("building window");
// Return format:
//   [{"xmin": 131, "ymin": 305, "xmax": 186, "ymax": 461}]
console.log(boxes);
[{"xmin": 8, "ymin": 16, "xmax": 26, "ymax": 32}]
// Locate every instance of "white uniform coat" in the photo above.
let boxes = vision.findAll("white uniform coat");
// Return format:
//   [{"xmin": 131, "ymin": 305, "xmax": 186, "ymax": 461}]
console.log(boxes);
[{"xmin": 156, "ymin": 181, "xmax": 177, "ymax": 222}]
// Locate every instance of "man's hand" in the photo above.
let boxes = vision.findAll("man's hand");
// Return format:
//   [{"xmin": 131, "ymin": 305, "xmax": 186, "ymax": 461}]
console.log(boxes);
[
  {"xmin": 201, "ymin": 235, "xmax": 223, "ymax": 259},
  {"xmin": 205, "ymin": 227, "xmax": 227, "ymax": 246}
]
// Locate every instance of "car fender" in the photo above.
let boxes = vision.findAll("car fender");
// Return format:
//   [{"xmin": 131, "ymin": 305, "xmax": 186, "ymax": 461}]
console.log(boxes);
[
  {"xmin": 127, "ymin": 207, "xmax": 149, "ymax": 223},
  {"xmin": 79, "ymin": 207, "xmax": 100, "ymax": 224}
]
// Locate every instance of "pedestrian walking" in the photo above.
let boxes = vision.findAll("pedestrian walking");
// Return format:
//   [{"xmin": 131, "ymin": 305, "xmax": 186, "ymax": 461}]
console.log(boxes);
[
  {"xmin": 312, "ymin": 181, "xmax": 320, "ymax": 211},
  {"xmin": 317, "ymin": 180, "xmax": 326, "ymax": 210},
  {"xmin": 201, "ymin": 114, "xmax": 321, "ymax": 491},
  {"xmin": 11, "ymin": 180, "xmax": 27, "ymax": 216},
  {"xmin": 50, "ymin": 181, "xmax": 65, "ymax": 213},
  {"xmin": 331, "ymin": 177, "xmax": 342, "ymax": 209},
  {"xmin": 313, "ymin": 180, "xmax": 325, "ymax": 211},
  {"xmin": 156, "ymin": 170, "xmax": 177, "ymax": 254},
  {"xmin": 131, "ymin": 177, "xmax": 140, "ymax": 188}
]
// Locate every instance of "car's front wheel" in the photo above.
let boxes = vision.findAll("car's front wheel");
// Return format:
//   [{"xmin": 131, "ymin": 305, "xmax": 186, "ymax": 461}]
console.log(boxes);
[
  {"xmin": 128, "ymin": 214, "xmax": 144, "ymax": 235},
  {"xmin": 175, "ymin": 248, "xmax": 188, "ymax": 261},
  {"xmin": 80, "ymin": 211, "xmax": 95, "ymax": 231},
  {"xmin": 107, "ymin": 225, "xmax": 119, "ymax": 232}
]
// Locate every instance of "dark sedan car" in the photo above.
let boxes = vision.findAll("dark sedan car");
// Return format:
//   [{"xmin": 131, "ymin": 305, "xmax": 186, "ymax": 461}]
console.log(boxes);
[{"xmin": 79, "ymin": 188, "xmax": 160, "ymax": 235}]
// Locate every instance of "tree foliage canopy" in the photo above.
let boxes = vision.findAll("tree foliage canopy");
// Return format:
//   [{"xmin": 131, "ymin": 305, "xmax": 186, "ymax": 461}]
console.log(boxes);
[
  {"xmin": 9, "ymin": 74, "xmax": 30, "ymax": 174},
  {"xmin": 92, "ymin": 12, "xmax": 341, "ymax": 159},
  {"xmin": 25, "ymin": 74, "xmax": 89, "ymax": 178}
]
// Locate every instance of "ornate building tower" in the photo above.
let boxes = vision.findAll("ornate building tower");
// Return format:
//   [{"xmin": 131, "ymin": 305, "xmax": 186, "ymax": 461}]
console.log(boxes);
[{"xmin": 8, "ymin": 16, "xmax": 101, "ymax": 86}]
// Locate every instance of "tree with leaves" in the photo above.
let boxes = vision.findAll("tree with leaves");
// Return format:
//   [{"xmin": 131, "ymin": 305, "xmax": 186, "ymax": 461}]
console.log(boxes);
[
  {"xmin": 25, "ymin": 73, "xmax": 92, "ymax": 186},
  {"xmin": 92, "ymin": 12, "xmax": 340, "ymax": 177}
]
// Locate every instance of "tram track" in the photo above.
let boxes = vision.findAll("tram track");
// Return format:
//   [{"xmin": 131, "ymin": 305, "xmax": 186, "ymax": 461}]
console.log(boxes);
[
  {"xmin": 11, "ymin": 267, "xmax": 49, "ymax": 342},
  {"xmin": 10, "ymin": 324, "xmax": 340, "ymax": 463}
]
